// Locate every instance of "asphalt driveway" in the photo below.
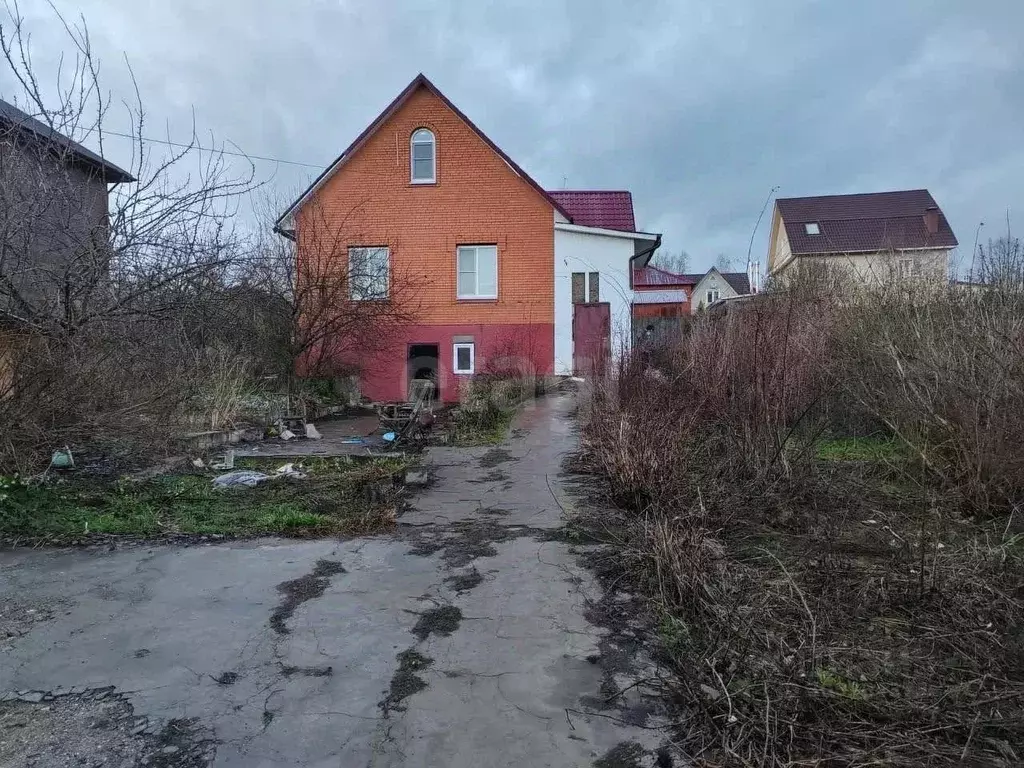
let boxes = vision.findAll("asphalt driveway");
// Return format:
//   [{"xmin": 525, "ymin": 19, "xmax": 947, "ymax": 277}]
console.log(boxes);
[{"xmin": 0, "ymin": 393, "xmax": 668, "ymax": 767}]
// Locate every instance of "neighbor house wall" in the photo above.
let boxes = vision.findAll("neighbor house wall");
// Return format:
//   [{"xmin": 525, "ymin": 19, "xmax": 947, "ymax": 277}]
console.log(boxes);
[
  {"xmin": 766, "ymin": 211, "xmax": 794, "ymax": 276},
  {"xmin": 774, "ymin": 249, "xmax": 951, "ymax": 285},
  {"xmin": 693, "ymin": 270, "xmax": 741, "ymax": 310},
  {"xmin": 295, "ymin": 85, "xmax": 556, "ymax": 402},
  {"xmin": 553, "ymin": 227, "xmax": 637, "ymax": 375},
  {"xmin": 0, "ymin": 132, "xmax": 110, "ymax": 316}
]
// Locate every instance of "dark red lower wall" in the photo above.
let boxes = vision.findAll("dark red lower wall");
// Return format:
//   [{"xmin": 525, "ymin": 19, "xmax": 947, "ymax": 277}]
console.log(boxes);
[{"xmin": 355, "ymin": 323, "xmax": 553, "ymax": 403}]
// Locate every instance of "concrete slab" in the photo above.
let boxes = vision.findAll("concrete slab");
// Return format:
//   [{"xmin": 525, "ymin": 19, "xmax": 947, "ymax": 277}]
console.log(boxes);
[
  {"xmin": 233, "ymin": 415, "xmax": 387, "ymax": 458},
  {"xmin": 0, "ymin": 393, "xmax": 670, "ymax": 767}
]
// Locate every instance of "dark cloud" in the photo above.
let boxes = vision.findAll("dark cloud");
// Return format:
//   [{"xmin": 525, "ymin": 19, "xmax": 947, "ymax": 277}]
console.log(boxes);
[{"xmin": 4, "ymin": 0, "xmax": 1021, "ymax": 270}]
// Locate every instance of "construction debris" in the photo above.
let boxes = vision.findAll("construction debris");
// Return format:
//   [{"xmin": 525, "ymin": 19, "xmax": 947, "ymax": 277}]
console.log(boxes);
[{"xmin": 212, "ymin": 470, "xmax": 271, "ymax": 488}]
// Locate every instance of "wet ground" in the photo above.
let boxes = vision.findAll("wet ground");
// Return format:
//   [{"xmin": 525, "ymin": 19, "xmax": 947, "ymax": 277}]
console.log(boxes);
[{"xmin": 0, "ymin": 394, "xmax": 671, "ymax": 767}]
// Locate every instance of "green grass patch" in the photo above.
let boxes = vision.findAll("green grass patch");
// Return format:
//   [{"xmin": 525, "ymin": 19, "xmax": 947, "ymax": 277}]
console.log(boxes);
[
  {"xmin": 816, "ymin": 436, "xmax": 906, "ymax": 462},
  {"xmin": 447, "ymin": 407, "xmax": 515, "ymax": 446},
  {"xmin": 0, "ymin": 456, "xmax": 409, "ymax": 542}
]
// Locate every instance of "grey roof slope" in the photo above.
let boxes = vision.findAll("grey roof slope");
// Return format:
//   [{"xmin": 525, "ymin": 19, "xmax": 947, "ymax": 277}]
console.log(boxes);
[{"xmin": 0, "ymin": 99, "xmax": 134, "ymax": 183}]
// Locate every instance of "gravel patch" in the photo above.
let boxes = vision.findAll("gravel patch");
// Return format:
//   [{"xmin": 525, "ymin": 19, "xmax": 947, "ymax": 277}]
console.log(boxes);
[{"xmin": 0, "ymin": 688, "xmax": 215, "ymax": 767}]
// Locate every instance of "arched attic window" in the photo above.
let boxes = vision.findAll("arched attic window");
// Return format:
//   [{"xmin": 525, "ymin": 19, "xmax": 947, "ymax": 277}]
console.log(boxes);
[{"xmin": 410, "ymin": 128, "xmax": 435, "ymax": 184}]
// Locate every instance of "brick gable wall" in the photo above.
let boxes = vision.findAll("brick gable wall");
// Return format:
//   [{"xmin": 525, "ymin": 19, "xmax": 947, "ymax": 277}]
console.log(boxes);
[
  {"xmin": 294, "ymin": 84, "xmax": 555, "ymax": 401},
  {"xmin": 298, "ymin": 86, "xmax": 554, "ymax": 326}
]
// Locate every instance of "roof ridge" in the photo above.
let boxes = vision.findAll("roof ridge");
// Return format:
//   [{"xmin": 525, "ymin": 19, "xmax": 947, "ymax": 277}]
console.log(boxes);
[
  {"xmin": 276, "ymin": 74, "xmax": 572, "ymax": 229},
  {"xmin": 793, "ymin": 213, "xmax": 942, "ymax": 223},
  {"xmin": 778, "ymin": 188, "xmax": 930, "ymax": 202},
  {"xmin": 0, "ymin": 97, "xmax": 134, "ymax": 182}
]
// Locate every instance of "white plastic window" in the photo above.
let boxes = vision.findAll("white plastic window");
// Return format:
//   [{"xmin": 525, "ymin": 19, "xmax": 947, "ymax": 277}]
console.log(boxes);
[
  {"xmin": 453, "ymin": 342, "xmax": 475, "ymax": 374},
  {"xmin": 348, "ymin": 246, "xmax": 390, "ymax": 300},
  {"xmin": 456, "ymin": 245, "xmax": 498, "ymax": 299},
  {"xmin": 411, "ymin": 129, "xmax": 435, "ymax": 183}
]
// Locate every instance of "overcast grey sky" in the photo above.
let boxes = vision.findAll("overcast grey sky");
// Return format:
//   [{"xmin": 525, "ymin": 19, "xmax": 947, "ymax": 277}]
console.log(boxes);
[{"xmin": 4, "ymin": 0, "xmax": 1022, "ymax": 271}]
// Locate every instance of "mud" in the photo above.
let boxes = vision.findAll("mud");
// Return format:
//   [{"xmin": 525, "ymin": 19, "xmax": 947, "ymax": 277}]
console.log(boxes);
[
  {"xmin": 381, "ymin": 649, "xmax": 433, "ymax": 716},
  {"xmin": 269, "ymin": 559, "xmax": 346, "ymax": 634},
  {"xmin": 410, "ymin": 605, "xmax": 463, "ymax": 641}
]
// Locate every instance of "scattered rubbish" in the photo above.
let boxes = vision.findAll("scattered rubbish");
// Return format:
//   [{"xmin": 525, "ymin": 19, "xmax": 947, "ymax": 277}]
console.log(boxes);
[
  {"xmin": 50, "ymin": 447, "xmax": 74, "ymax": 470},
  {"xmin": 191, "ymin": 457, "xmax": 206, "ymax": 469},
  {"xmin": 340, "ymin": 438, "xmax": 365, "ymax": 444},
  {"xmin": 275, "ymin": 463, "xmax": 308, "ymax": 479},
  {"xmin": 212, "ymin": 470, "xmax": 272, "ymax": 488},
  {"xmin": 383, "ymin": 432, "xmax": 397, "ymax": 442},
  {"xmin": 305, "ymin": 423, "xmax": 323, "ymax": 440},
  {"xmin": 570, "ymin": 376, "xmax": 585, "ymax": 383},
  {"xmin": 280, "ymin": 428, "xmax": 296, "ymax": 441},
  {"xmin": 211, "ymin": 449, "xmax": 235, "ymax": 470}
]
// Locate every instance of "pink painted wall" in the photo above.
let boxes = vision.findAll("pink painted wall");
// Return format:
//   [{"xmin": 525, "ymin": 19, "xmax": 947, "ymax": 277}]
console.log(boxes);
[{"xmin": 357, "ymin": 322, "xmax": 553, "ymax": 403}]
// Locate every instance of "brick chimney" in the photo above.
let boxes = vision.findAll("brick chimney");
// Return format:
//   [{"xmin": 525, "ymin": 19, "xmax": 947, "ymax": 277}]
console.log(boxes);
[{"xmin": 924, "ymin": 206, "xmax": 939, "ymax": 235}]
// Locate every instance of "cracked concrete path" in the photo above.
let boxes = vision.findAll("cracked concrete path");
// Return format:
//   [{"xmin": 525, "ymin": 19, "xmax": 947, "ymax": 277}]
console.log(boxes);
[{"xmin": 1, "ymin": 393, "xmax": 668, "ymax": 767}]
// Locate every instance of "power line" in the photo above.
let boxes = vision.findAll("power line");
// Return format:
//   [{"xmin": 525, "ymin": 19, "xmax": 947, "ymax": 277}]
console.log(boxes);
[{"xmin": 102, "ymin": 129, "xmax": 323, "ymax": 169}]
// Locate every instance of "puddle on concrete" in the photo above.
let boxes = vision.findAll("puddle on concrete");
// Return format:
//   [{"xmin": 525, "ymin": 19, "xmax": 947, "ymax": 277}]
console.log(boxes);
[
  {"xmin": 468, "ymin": 469, "xmax": 509, "ymax": 484},
  {"xmin": 478, "ymin": 448, "xmax": 518, "ymax": 469}
]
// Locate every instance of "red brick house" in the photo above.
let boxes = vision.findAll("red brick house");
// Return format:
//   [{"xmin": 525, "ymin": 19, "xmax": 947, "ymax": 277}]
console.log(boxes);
[{"xmin": 276, "ymin": 74, "xmax": 660, "ymax": 402}]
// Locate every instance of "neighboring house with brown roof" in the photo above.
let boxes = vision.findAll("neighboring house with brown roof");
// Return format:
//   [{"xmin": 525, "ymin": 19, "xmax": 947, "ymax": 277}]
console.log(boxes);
[
  {"xmin": 766, "ymin": 189, "xmax": 958, "ymax": 285},
  {"xmin": 0, "ymin": 98, "xmax": 134, "ymax": 324}
]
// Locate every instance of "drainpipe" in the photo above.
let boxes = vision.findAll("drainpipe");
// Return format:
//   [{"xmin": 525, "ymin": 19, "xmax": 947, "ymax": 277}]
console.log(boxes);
[{"xmin": 628, "ymin": 234, "xmax": 662, "ymax": 289}]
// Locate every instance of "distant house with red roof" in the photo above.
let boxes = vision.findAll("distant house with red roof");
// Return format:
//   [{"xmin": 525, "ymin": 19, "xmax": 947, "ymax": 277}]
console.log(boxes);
[
  {"xmin": 276, "ymin": 74, "xmax": 660, "ymax": 401},
  {"xmin": 766, "ymin": 189, "xmax": 958, "ymax": 284},
  {"xmin": 630, "ymin": 265, "xmax": 753, "ymax": 334}
]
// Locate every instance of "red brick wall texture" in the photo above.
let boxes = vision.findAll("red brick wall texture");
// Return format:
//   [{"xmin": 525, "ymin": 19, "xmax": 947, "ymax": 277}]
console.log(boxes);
[{"xmin": 296, "ymin": 83, "xmax": 555, "ymax": 402}]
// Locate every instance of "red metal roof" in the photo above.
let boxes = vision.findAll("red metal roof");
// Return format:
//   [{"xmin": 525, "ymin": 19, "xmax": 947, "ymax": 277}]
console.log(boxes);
[
  {"xmin": 776, "ymin": 189, "xmax": 958, "ymax": 255},
  {"xmin": 633, "ymin": 266, "xmax": 751, "ymax": 294},
  {"xmin": 548, "ymin": 191, "xmax": 636, "ymax": 232}
]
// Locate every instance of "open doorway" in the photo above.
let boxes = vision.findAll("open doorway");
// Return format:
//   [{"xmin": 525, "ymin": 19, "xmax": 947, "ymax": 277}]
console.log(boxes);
[{"xmin": 407, "ymin": 344, "xmax": 439, "ymax": 402}]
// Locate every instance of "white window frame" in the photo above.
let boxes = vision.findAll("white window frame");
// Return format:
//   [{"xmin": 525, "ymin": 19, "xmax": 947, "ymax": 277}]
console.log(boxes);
[
  {"xmin": 410, "ymin": 128, "xmax": 435, "ymax": 184},
  {"xmin": 805, "ymin": 222, "xmax": 820, "ymax": 235},
  {"xmin": 453, "ymin": 342, "xmax": 475, "ymax": 374},
  {"xmin": 706, "ymin": 288, "xmax": 720, "ymax": 305},
  {"xmin": 456, "ymin": 245, "xmax": 498, "ymax": 300},
  {"xmin": 348, "ymin": 246, "xmax": 390, "ymax": 300}
]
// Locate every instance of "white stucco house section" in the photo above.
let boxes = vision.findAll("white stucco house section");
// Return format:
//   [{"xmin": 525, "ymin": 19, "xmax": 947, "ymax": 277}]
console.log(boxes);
[
  {"xmin": 693, "ymin": 268, "xmax": 742, "ymax": 311},
  {"xmin": 553, "ymin": 223, "xmax": 659, "ymax": 375}
]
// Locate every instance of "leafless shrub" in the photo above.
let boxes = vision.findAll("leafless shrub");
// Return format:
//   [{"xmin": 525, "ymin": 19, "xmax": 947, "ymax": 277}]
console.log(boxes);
[
  {"xmin": 0, "ymin": 5, "xmax": 426, "ymax": 469},
  {"xmin": 577, "ymin": 276, "xmax": 1024, "ymax": 766},
  {"xmin": 838, "ymin": 279, "xmax": 1024, "ymax": 512}
]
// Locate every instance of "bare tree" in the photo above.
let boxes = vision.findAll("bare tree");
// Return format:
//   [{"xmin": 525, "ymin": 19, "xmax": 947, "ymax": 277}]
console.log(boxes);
[
  {"xmin": 1, "ymin": 1, "xmax": 259, "ymax": 338},
  {"xmin": 715, "ymin": 253, "xmax": 734, "ymax": 271},
  {"xmin": 229, "ymin": 192, "xmax": 424, "ymax": 398},
  {"xmin": 0, "ymin": 1, "xmax": 263, "ymax": 466},
  {"xmin": 652, "ymin": 249, "xmax": 690, "ymax": 275},
  {"xmin": 976, "ymin": 234, "xmax": 1023, "ymax": 289}
]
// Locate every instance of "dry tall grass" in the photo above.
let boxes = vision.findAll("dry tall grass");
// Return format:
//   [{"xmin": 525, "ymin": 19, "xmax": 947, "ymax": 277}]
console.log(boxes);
[{"xmin": 576, "ymin": 278, "xmax": 1024, "ymax": 767}]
